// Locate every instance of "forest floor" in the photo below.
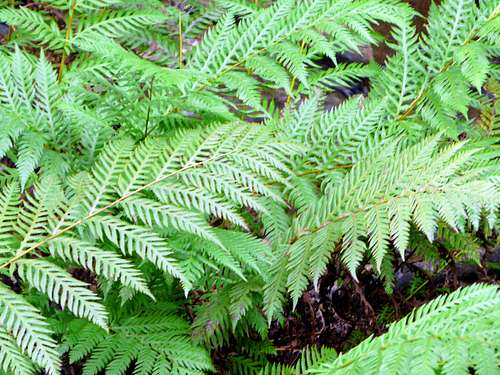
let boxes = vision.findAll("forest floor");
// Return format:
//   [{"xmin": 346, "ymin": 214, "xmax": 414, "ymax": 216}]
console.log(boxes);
[{"xmin": 267, "ymin": 245, "xmax": 500, "ymax": 363}]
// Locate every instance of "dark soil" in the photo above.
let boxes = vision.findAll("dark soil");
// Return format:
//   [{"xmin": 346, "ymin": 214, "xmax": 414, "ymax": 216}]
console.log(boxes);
[{"xmin": 267, "ymin": 246, "xmax": 500, "ymax": 365}]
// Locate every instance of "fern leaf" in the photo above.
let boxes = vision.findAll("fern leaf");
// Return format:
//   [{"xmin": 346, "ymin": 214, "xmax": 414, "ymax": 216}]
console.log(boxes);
[
  {"xmin": 16, "ymin": 176, "xmax": 63, "ymax": 252},
  {"xmin": 34, "ymin": 52, "xmax": 59, "ymax": 135},
  {"xmin": 286, "ymin": 235, "xmax": 313, "ymax": 309},
  {"xmin": 117, "ymin": 137, "xmax": 165, "ymax": 195},
  {"xmin": 86, "ymin": 215, "xmax": 184, "ymax": 281},
  {"xmin": 455, "ymin": 41, "xmax": 490, "ymax": 92},
  {"xmin": 75, "ymin": 10, "xmax": 168, "ymax": 43},
  {"xmin": 0, "ymin": 182, "xmax": 20, "ymax": 250},
  {"xmin": 0, "ymin": 283, "xmax": 60, "ymax": 375},
  {"xmin": 123, "ymin": 196, "xmax": 222, "ymax": 248},
  {"xmin": 16, "ymin": 132, "xmax": 45, "ymax": 190},
  {"xmin": 263, "ymin": 246, "xmax": 288, "ymax": 324},
  {"xmin": 341, "ymin": 215, "xmax": 366, "ymax": 280},
  {"xmin": 83, "ymin": 138, "xmax": 134, "ymax": 215},
  {"xmin": 152, "ymin": 181, "xmax": 248, "ymax": 230},
  {"xmin": 48, "ymin": 236, "xmax": 152, "ymax": 298},
  {"xmin": 16, "ymin": 259, "xmax": 108, "ymax": 329},
  {"xmin": 366, "ymin": 205, "xmax": 391, "ymax": 272},
  {"xmin": 0, "ymin": 327, "xmax": 36, "ymax": 375}
]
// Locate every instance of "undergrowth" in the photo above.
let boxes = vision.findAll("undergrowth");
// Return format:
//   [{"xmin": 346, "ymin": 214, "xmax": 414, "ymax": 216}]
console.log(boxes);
[{"xmin": 0, "ymin": 0, "xmax": 498, "ymax": 374}]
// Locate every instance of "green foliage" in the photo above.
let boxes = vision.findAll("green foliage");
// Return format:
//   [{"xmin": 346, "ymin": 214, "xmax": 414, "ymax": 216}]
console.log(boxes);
[
  {"xmin": 0, "ymin": 0, "xmax": 498, "ymax": 373},
  {"xmin": 62, "ymin": 303, "xmax": 213, "ymax": 375}
]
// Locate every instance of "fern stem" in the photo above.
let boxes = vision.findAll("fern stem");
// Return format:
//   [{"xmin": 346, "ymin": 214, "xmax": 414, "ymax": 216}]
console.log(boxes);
[
  {"xmin": 58, "ymin": 0, "xmax": 77, "ymax": 81},
  {"xmin": 286, "ymin": 40, "xmax": 306, "ymax": 106},
  {"xmin": 178, "ymin": 11, "xmax": 183, "ymax": 68},
  {"xmin": 297, "ymin": 165, "xmax": 352, "ymax": 176},
  {"xmin": 0, "ymin": 150, "xmax": 237, "ymax": 270},
  {"xmin": 143, "ymin": 76, "xmax": 155, "ymax": 139}
]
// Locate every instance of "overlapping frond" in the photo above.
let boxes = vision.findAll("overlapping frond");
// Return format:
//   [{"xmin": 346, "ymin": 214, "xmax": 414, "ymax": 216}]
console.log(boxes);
[
  {"xmin": 0, "ymin": 121, "xmax": 295, "ymax": 372},
  {"xmin": 265, "ymin": 135, "xmax": 499, "ymax": 319},
  {"xmin": 16, "ymin": 259, "xmax": 108, "ymax": 329}
]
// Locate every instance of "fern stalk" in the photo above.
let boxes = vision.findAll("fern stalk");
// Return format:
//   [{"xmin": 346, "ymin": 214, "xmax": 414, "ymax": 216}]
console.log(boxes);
[
  {"xmin": 178, "ymin": 11, "xmax": 183, "ymax": 68},
  {"xmin": 58, "ymin": 0, "xmax": 77, "ymax": 81},
  {"xmin": 286, "ymin": 39, "xmax": 307, "ymax": 105}
]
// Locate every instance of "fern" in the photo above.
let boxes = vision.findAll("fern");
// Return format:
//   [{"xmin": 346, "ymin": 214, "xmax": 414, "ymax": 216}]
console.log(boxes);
[
  {"xmin": 271, "ymin": 134, "xmax": 498, "ymax": 310},
  {"xmin": 0, "ymin": 0, "xmax": 498, "ymax": 373},
  {"xmin": 0, "ymin": 121, "xmax": 295, "ymax": 372},
  {"xmin": 262, "ymin": 0, "xmax": 500, "ymax": 317},
  {"xmin": 258, "ymin": 346, "xmax": 337, "ymax": 375},
  {"xmin": 0, "ymin": 283, "xmax": 60, "ymax": 374}
]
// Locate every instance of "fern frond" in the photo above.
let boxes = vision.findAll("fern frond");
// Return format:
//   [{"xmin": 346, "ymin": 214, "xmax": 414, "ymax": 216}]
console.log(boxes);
[
  {"xmin": 83, "ymin": 138, "xmax": 134, "ymax": 215},
  {"xmin": 310, "ymin": 62, "xmax": 378, "ymax": 91},
  {"xmin": 48, "ymin": 236, "xmax": 152, "ymax": 298},
  {"xmin": 455, "ymin": 41, "xmax": 491, "ymax": 92},
  {"xmin": 0, "ymin": 7, "xmax": 63, "ymax": 49},
  {"xmin": 86, "ymin": 215, "xmax": 183, "ymax": 281},
  {"xmin": 421, "ymin": 0, "xmax": 478, "ymax": 74},
  {"xmin": 0, "ymin": 182, "xmax": 19, "ymax": 250},
  {"xmin": 66, "ymin": 305, "xmax": 213, "ymax": 375},
  {"xmin": 74, "ymin": 10, "xmax": 168, "ymax": 44},
  {"xmin": 0, "ymin": 327, "xmax": 36, "ymax": 375},
  {"xmin": 16, "ymin": 259, "xmax": 108, "ymax": 329},
  {"xmin": 16, "ymin": 176, "xmax": 63, "ymax": 252},
  {"xmin": 0, "ymin": 283, "xmax": 60, "ymax": 375},
  {"xmin": 267, "ymin": 135, "xmax": 498, "ymax": 315},
  {"xmin": 15, "ymin": 132, "xmax": 45, "ymax": 189},
  {"xmin": 123, "ymin": 196, "xmax": 222, "ymax": 247}
]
